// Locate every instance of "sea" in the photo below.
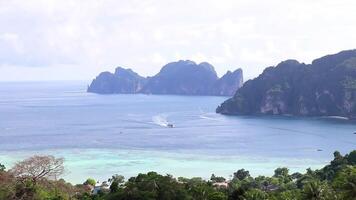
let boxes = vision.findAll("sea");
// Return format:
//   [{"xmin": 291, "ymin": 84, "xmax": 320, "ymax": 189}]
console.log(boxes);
[{"xmin": 0, "ymin": 81, "xmax": 355, "ymax": 183}]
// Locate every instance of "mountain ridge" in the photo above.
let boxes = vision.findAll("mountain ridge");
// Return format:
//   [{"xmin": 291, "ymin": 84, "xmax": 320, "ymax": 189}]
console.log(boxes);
[
  {"xmin": 88, "ymin": 60, "xmax": 243, "ymax": 96},
  {"xmin": 216, "ymin": 49, "xmax": 356, "ymax": 119}
]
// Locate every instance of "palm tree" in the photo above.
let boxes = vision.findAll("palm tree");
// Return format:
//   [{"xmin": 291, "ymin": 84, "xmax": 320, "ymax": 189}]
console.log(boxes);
[
  {"xmin": 342, "ymin": 180, "xmax": 356, "ymax": 200},
  {"xmin": 302, "ymin": 180, "xmax": 325, "ymax": 200},
  {"xmin": 302, "ymin": 180, "xmax": 337, "ymax": 200},
  {"xmin": 333, "ymin": 166, "xmax": 356, "ymax": 200}
]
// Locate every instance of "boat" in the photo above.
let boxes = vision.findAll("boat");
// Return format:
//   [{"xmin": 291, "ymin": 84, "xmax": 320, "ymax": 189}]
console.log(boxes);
[{"xmin": 167, "ymin": 123, "xmax": 174, "ymax": 128}]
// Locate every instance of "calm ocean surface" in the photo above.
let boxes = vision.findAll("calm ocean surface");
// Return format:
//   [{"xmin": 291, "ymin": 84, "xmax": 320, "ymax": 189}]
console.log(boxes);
[{"xmin": 0, "ymin": 81, "xmax": 355, "ymax": 183}]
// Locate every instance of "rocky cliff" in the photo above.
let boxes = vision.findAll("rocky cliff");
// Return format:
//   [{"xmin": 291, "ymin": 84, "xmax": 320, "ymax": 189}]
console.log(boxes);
[
  {"xmin": 88, "ymin": 60, "xmax": 243, "ymax": 96},
  {"xmin": 211, "ymin": 69, "xmax": 243, "ymax": 96},
  {"xmin": 216, "ymin": 50, "xmax": 356, "ymax": 119},
  {"xmin": 87, "ymin": 67, "xmax": 147, "ymax": 94}
]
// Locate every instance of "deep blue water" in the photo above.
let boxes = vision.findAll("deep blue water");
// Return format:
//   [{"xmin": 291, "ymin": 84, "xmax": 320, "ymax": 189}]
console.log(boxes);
[{"xmin": 0, "ymin": 81, "xmax": 355, "ymax": 183}]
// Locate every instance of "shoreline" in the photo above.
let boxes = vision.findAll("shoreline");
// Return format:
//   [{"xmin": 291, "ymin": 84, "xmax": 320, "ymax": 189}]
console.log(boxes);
[{"xmin": 0, "ymin": 147, "xmax": 330, "ymax": 184}]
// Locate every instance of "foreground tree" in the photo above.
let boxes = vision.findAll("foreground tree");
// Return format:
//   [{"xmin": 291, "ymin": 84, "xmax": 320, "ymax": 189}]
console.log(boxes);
[
  {"xmin": 244, "ymin": 189, "xmax": 268, "ymax": 200},
  {"xmin": 108, "ymin": 174, "xmax": 124, "ymax": 193},
  {"xmin": 302, "ymin": 180, "xmax": 338, "ymax": 200},
  {"xmin": 84, "ymin": 178, "xmax": 97, "ymax": 186},
  {"xmin": 10, "ymin": 155, "xmax": 64, "ymax": 185},
  {"xmin": 8, "ymin": 155, "xmax": 65, "ymax": 199},
  {"xmin": 233, "ymin": 169, "xmax": 250, "ymax": 181},
  {"xmin": 211, "ymin": 174, "xmax": 226, "ymax": 183},
  {"xmin": 346, "ymin": 150, "xmax": 356, "ymax": 165},
  {"xmin": 0, "ymin": 150, "xmax": 355, "ymax": 200},
  {"xmin": 333, "ymin": 166, "xmax": 356, "ymax": 200},
  {"xmin": 0, "ymin": 163, "xmax": 5, "ymax": 172},
  {"xmin": 0, "ymin": 163, "xmax": 16, "ymax": 199}
]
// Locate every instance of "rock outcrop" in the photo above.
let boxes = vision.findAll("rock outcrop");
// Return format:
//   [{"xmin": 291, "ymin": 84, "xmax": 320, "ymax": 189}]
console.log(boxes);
[
  {"xmin": 216, "ymin": 50, "xmax": 356, "ymax": 119},
  {"xmin": 211, "ymin": 69, "xmax": 243, "ymax": 96},
  {"xmin": 88, "ymin": 60, "xmax": 243, "ymax": 96},
  {"xmin": 87, "ymin": 67, "xmax": 147, "ymax": 94}
]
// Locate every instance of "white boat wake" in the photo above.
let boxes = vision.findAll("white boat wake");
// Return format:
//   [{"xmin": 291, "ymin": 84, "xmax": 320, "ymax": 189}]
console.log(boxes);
[
  {"xmin": 199, "ymin": 110, "xmax": 222, "ymax": 121},
  {"xmin": 152, "ymin": 115, "xmax": 170, "ymax": 127}
]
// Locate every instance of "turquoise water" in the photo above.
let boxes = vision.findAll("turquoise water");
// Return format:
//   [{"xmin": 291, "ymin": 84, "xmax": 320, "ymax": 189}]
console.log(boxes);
[{"xmin": 0, "ymin": 81, "xmax": 355, "ymax": 183}]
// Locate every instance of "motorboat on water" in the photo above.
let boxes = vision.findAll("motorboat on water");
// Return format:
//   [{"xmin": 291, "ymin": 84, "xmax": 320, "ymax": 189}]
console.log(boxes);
[{"xmin": 167, "ymin": 123, "xmax": 174, "ymax": 128}]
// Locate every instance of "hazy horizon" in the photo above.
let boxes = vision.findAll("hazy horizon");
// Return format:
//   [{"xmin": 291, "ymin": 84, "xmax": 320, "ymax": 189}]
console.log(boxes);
[{"xmin": 1, "ymin": 0, "xmax": 356, "ymax": 81}]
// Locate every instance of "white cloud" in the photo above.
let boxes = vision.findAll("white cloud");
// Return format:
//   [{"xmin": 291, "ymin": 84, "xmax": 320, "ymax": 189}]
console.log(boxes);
[
  {"xmin": 151, "ymin": 53, "xmax": 166, "ymax": 65},
  {"xmin": 0, "ymin": 0, "xmax": 356, "ymax": 81}
]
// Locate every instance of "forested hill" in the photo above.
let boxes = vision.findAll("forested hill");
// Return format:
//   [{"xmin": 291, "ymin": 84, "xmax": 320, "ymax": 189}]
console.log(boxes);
[{"xmin": 217, "ymin": 50, "xmax": 356, "ymax": 119}]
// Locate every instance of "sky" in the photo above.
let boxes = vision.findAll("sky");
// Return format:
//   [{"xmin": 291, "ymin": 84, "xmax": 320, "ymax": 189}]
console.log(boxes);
[{"xmin": 1, "ymin": 0, "xmax": 356, "ymax": 81}]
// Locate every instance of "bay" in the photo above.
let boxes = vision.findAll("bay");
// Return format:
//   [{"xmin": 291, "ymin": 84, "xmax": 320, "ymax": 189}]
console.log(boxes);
[{"xmin": 0, "ymin": 81, "xmax": 355, "ymax": 183}]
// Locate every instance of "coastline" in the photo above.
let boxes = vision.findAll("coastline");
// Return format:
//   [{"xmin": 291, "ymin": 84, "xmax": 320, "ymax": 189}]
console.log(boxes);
[{"xmin": 0, "ymin": 147, "xmax": 328, "ymax": 184}]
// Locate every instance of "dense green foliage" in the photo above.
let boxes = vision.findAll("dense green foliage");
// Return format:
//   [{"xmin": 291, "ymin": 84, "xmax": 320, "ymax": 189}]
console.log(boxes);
[
  {"xmin": 84, "ymin": 178, "xmax": 97, "ymax": 186},
  {"xmin": 217, "ymin": 50, "xmax": 356, "ymax": 119},
  {"xmin": 0, "ymin": 163, "xmax": 5, "ymax": 172},
  {"xmin": 0, "ymin": 150, "xmax": 355, "ymax": 200}
]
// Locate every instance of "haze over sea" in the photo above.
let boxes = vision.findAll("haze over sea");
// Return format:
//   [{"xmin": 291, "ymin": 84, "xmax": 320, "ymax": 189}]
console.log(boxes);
[{"xmin": 0, "ymin": 81, "xmax": 355, "ymax": 183}]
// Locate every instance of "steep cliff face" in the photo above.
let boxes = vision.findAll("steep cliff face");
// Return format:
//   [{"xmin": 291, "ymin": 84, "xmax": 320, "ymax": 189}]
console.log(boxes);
[
  {"xmin": 87, "ymin": 67, "xmax": 147, "ymax": 94},
  {"xmin": 140, "ymin": 60, "xmax": 219, "ymax": 95},
  {"xmin": 216, "ymin": 50, "xmax": 356, "ymax": 119},
  {"xmin": 211, "ymin": 69, "xmax": 243, "ymax": 96},
  {"xmin": 88, "ymin": 60, "xmax": 243, "ymax": 96}
]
